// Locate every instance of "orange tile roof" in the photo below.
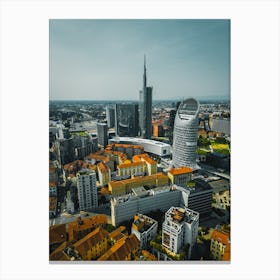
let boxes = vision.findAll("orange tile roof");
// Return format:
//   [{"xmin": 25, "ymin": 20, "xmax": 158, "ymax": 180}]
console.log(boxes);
[
  {"xmin": 73, "ymin": 227, "xmax": 109, "ymax": 255},
  {"xmin": 49, "ymin": 181, "xmax": 57, "ymax": 187},
  {"xmin": 222, "ymin": 243, "xmax": 231, "ymax": 261},
  {"xmin": 49, "ymin": 242, "xmax": 70, "ymax": 261},
  {"xmin": 109, "ymin": 226, "xmax": 126, "ymax": 240},
  {"xmin": 49, "ymin": 167, "xmax": 56, "ymax": 173},
  {"xmin": 211, "ymin": 230, "xmax": 230, "ymax": 245},
  {"xmin": 142, "ymin": 250, "xmax": 157, "ymax": 261},
  {"xmin": 118, "ymin": 161, "xmax": 146, "ymax": 169},
  {"xmin": 49, "ymin": 224, "xmax": 67, "ymax": 245},
  {"xmin": 132, "ymin": 153, "xmax": 156, "ymax": 165},
  {"xmin": 100, "ymin": 187, "xmax": 110, "ymax": 194},
  {"xmin": 97, "ymin": 161, "xmax": 110, "ymax": 173},
  {"xmin": 168, "ymin": 166, "xmax": 192, "ymax": 175},
  {"xmin": 98, "ymin": 234, "xmax": 139, "ymax": 261}
]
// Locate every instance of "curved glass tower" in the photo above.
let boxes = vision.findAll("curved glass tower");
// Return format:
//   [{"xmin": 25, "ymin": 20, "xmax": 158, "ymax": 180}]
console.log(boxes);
[{"xmin": 172, "ymin": 98, "xmax": 200, "ymax": 169}]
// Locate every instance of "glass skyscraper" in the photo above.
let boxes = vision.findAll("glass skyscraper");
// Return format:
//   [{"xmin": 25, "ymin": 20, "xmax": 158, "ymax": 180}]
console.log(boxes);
[{"xmin": 139, "ymin": 56, "xmax": 152, "ymax": 139}]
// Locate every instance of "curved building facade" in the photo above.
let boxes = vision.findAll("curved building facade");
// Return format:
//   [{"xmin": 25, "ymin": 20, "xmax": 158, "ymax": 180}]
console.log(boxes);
[{"xmin": 172, "ymin": 98, "xmax": 199, "ymax": 169}]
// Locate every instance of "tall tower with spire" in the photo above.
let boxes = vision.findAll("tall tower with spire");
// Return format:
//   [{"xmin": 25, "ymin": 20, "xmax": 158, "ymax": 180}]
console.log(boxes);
[{"xmin": 139, "ymin": 55, "xmax": 153, "ymax": 139}]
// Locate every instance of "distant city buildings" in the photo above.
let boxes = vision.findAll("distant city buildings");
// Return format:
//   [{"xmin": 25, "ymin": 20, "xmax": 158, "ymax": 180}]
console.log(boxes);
[
  {"xmin": 162, "ymin": 206, "xmax": 199, "ymax": 259},
  {"xmin": 173, "ymin": 98, "xmax": 200, "ymax": 169},
  {"xmin": 211, "ymin": 117, "xmax": 230, "ymax": 136},
  {"xmin": 77, "ymin": 169, "xmax": 98, "ymax": 211},
  {"xmin": 139, "ymin": 56, "xmax": 152, "ymax": 139},
  {"xmin": 115, "ymin": 103, "xmax": 139, "ymax": 137},
  {"xmin": 97, "ymin": 123, "xmax": 108, "ymax": 147}
]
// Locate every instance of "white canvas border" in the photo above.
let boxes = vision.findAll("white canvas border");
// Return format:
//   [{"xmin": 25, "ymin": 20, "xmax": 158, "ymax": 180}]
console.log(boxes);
[{"xmin": 0, "ymin": 0, "xmax": 279, "ymax": 280}]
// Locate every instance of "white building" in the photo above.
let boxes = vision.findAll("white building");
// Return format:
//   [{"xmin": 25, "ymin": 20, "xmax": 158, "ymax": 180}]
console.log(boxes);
[
  {"xmin": 173, "ymin": 98, "xmax": 200, "ymax": 169},
  {"xmin": 77, "ymin": 169, "xmax": 98, "ymax": 211},
  {"xmin": 109, "ymin": 136, "xmax": 171, "ymax": 157},
  {"xmin": 162, "ymin": 206, "xmax": 199, "ymax": 259},
  {"xmin": 131, "ymin": 213, "xmax": 158, "ymax": 249}
]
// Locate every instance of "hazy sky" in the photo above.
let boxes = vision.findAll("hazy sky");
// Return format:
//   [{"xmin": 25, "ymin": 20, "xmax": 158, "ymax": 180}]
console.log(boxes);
[{"xmin": 50, "ymin": 19, "xmax": 230, "ymax": 101}]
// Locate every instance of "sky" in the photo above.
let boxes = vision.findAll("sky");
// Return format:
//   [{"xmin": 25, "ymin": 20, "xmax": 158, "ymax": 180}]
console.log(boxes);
[{"xmin": 49, "ymin": 19, "xmax": 230, "ymax": 101}]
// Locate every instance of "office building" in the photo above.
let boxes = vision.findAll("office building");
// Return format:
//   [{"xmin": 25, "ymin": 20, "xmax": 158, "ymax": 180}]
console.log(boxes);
[
  {"xmin": 106, "ymin": 106, "xmax": 115, "ymax": 128},
  {"xmin": 162, "ymin": 206, "xmax": 199, "ymax": 259},
  {"xmin": 139, "ymin": 56, "xmax": 153, "ymax": 139},
  {"xmin": 131, "ymin": 213, "xmax": 158, "ymax": 249},
  {"xmin": 77, "ymin": 169, "xmax": 98, "ymax": 211},
  {"xmin": 97, "ymin": 123, "xmax": 108, "ymax": 147},
  {"xmin": 115, "ymin": 103, "xmax": 139, "ymax": 137},
  {"xmin": 173, "ymin": 98, "xmax": 200, "ymax": 169}
]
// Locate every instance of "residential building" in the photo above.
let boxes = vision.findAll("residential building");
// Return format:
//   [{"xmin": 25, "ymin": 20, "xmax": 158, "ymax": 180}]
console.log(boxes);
[
  {"xmin": 106, "ymin": 143, "xmax": 144, "ymax": 159},
  {"xmin": 132, "ymin": 153, "xmax": 157, "ymax": 175},
  {"xmin": 49, "ymin": 197, "xmax": 57, "ymax": 218},
  {"xmin": 210, "ymin": 229, "xmax": 231, "ymax": 260},
  {"xmin": 117, "ymin": 161, "xmax": 146, "ymax": 177},
  {"xmin": 49, "ymin": 224, "xmax": 67, "ymax": 248},
  {"xmin": 97, "ymin": 123, "xmax": 108, "ymax": 147},
  {"xmin": 131, "ymin": 213, "xmax": 158, "ymax": 249},
  {"xmin": 97, "ymin": 162, "xmax": 111, "ymax": 186},
  {"xmin": 108, "ymin": 172, "xmax": 169, "ymax": 196},
  {"xmin": 115, "ymin": 103, "xmax": 139, "ymax": 137},
  {"xmin": 168, "ymin": 166, "xmax": 192, "ymax": 186},
  {"xmin": 73, "ymin": 227, "xmax": 110, "ymax": 260},
  {"xmin": 68, "ymin": 215, "xmax": 107, "ymax": 242},
  {"xmin": 49, "ymin": 181, "xmax": 57, "ymax": 197},
  {"xmin": 162, "ymin": 206, "xmax": 199, "ymax": 259},
  {"xmin": 98, "ymin": 234, "xmax": 140, "ymax": 261},
  {"xmin": 139, "ymin": 56, "xmax": 152, "ymax": 139},
  {"xmin": 172, "ymin": 98, "xmax": 200, "ymax": 169},
  {"xmin": 77, "ymin": 169, "xmax": 98, "ymax": 211}
]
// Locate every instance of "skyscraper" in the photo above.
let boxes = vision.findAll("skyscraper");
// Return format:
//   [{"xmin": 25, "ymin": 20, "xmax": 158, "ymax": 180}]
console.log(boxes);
[
  {"xmin": 97, "ymin": 123, "xmax": 108, "ymax": 147},
  {"xmin": 172, "ymin": 98, "xmax": 200, "ymax": 169},
  {"xmin": 115, "ymin": 103, "xmax": 139, "ymax": 137},
  {"xmin": 139, "ymin": 56, "xmax": 152, "ymax": 139},
  {"xmin": 106, "ymin": 106, "xmax": 115, "ymax": 128}
]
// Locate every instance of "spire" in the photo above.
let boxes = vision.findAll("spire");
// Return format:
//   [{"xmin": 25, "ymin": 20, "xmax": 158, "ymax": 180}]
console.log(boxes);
[{"xmin": 143, "ymin": 54, "xmax": 147, "ymax": 88}]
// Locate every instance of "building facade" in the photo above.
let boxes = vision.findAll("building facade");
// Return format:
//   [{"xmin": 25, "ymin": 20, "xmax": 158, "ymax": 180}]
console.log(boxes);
[
  {"xmin": 139, "ymin": 56, "xmax": 152, "ymax": 139},
  {"xmin": 168, "ymin": 167, "xmax": 192, "ymax": 186},
  {"xmin": 162, "ymin": 206, "xmax": 199, "ymax": 259},
  {"xmin": 97, "ymin": 162, "xmax": 111, "ymax": 186},
  {"xmin": 131, "ymin": 213, "xmax": 158, "ymax": 249},
  {"xmin": 77, "ymin": 170, "xmax": 98, "ymax": 211},
  {"xmin": 210, "ymin": 229, "xmax": 231, "ymax": 260},
  {"xmin": 173, "ymin": 98, "xmax": 200, "ymax": 169},
  {"xmin": 115, "ymin": 103, "xmax": 139, "ymax": 137},
  {"xmin": 106, "ymin": 106, "xmax": 115, "ymax": 128}
]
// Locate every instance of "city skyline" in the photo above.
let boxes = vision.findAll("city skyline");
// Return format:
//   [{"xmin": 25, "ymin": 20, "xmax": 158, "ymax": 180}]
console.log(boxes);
[{"xmin": 50, "ymin": 19, "xmax": 230, "ymax": 101}]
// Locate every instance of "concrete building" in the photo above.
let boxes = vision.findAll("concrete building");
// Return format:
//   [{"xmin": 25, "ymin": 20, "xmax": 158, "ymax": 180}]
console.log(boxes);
[
  {"xmin": 210, "ymin": 229, "xmax": 231, "ymax": 261},
  {"xmin": 110, "ymin": 137, "xmax": 171, "ymax": 157},
  {"xmin": 162, "ymin": 206, "xmax": 199, "ymax": 259},
  {"xmin": 115, "ymin": 103, "xmax": 139, "ymax": 137},
  {"xmin": 106, "ymin": 143, "xmax": 144, "ymax": 159},
  {"xmin": 139, "ymin": 56, "xmax": 152, "ymax": 139},
  {"xmin": 106, "ymin": 106, "xmax": 115, "ymax": 128},
  {"xmin": 111, "ymin": 185, "xmax": 182, "ymax": 226},
  {"xmin": 97, "ymin": 123, "xmax": 108, "ymax": 148},
  {"xmin": 97, "ymin": 162, "xmax": 111, "ymax": 186},
  {"xmin": 173, "ymin": 98, "xmax": 200, "ymax": 169},
  {"xmin": 77, "ymin": 169, "xmax": 98, "ymax": 211},
  {"xmin": 131, "ymin": 213, "xmax": 158, "ymax": 249},
  {"xmin": 168, "ymin": 167, "xmax": 192, "ymax": 186}
]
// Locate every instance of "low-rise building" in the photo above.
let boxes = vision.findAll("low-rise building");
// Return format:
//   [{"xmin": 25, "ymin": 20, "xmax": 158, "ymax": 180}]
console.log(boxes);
[
  {"xmin": 98, "ymin": 234, "xmax": 140, "ymax": 261},
  {"xmin": 68, "ymin": 215, "xmax": 107, "ymax": 242},
  {"xmin": 131, "ymin": 213, "xmax": 158, "ymax": 249},
  {"xmin": 162, "ymin": 206, "xmax": 199, "ymax": 259},
  {"xmin": 132, "ymin": 153, "xmax": 157, "ymax": 175},
  {"xmin": 117, "ymin": 161, "xmax": 146, "ymax": 177},
  {"xmin": 168, "ymin": 167, "xmax": 192, "ymax": 186},
  {"xmin": 49, "ymin": 197, "xmax": 57, "ymax": 218},
  {"xmin": 97, "ymin": 161, "xmax": 111, "ymax": 186},
  {"xmin": 210, "ymin": 229, "xmax": 231, "ymax": 261},
  {"xmin": 73, "ymin": 227, "xmax": 110, "ymax": 260},
  {"xmin": 49, "ymin": 181, "xmax": 57, "ymax": 197},
  {"xmin": 108, "ymin": 172, "xmax": 169, "ymax": 196}
]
